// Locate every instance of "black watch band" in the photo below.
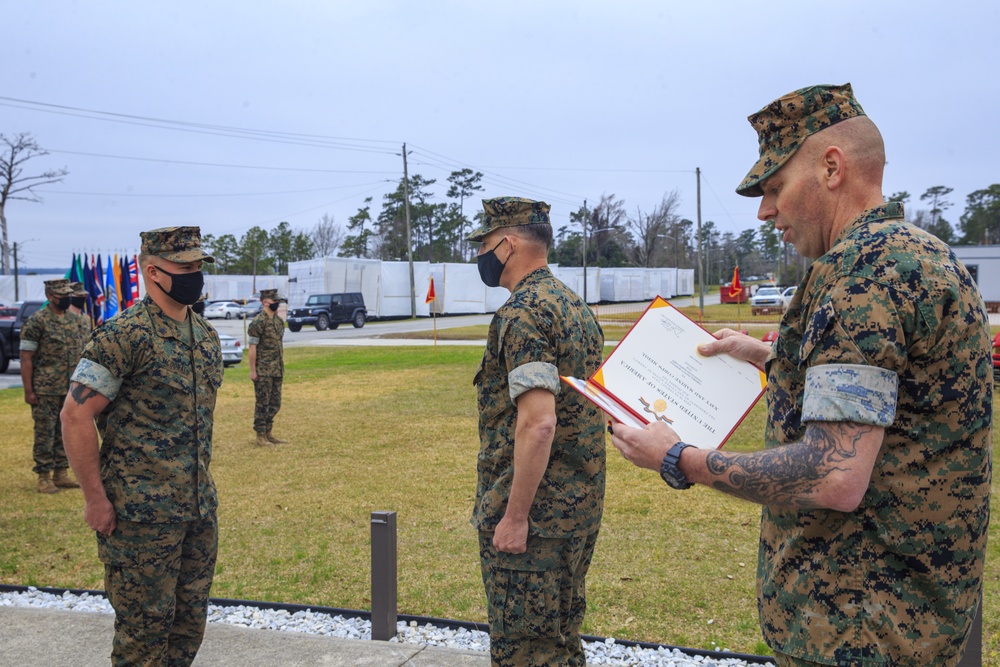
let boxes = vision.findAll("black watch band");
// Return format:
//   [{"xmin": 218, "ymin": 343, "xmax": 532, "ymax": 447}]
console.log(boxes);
[{"xmin": 659, "ymin": 442, "xmax": 694, "ymax": 490}]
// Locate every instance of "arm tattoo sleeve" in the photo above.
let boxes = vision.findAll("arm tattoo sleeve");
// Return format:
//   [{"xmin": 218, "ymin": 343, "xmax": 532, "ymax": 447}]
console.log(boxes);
[
  {"xmin": 70, "ymin": 383, "xmax": 101, "ymax": 406},
  {"xmin": 704, "ymin": 422, "xmax": 874, "ymax": 509}
]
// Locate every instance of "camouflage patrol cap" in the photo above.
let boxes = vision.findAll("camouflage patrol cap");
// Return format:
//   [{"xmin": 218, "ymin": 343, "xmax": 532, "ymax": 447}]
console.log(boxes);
[
  {"xmin": 139, "ymin": 226, "xmax": 215, "ymax": 263},
  {"xmin": 69, "ymin": 281, "xmax": 88, "ymax": 296},
  {"xmin": 466, "ymin": 197, "xmax": 551, "ymax": 242},
  {"xmin": 43, "ymin": 278, "xmax": 73, "ymax": 296},
  {"xmin": 737, "ymin": 83, "xmax": 866, "ymax": 197},
  {"xmin": 259, "ymin": 288, "xmax": 286, "ymax": 303}
]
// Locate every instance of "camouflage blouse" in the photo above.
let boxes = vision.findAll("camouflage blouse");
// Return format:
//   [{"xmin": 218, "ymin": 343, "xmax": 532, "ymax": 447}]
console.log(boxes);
[
  {"xmin": 472, "ymin": 267, "xmax": 606, "ymax": 538},
  {"xmin": 72, "ymin": 312, "xmax": 92, "ymax": 360},
  {"xmin": 19, "ymin": 306, "xmax": 81, "ymax": 395},
  {"xmin": 247, "ymin": 311, "xmax": 285, "ymax": 377},
  {"xmin": 71, "ymin": 296, "xmax": 223, "ymax": 523},
  {"xmin": 761, "ymin": 202, "xmax": 992, "ymax": 665}
]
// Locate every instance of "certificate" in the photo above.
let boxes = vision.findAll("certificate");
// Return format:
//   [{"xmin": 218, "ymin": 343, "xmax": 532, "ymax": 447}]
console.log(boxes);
[{"xmin": 562, "ymin": 296, "xmax": 766, "ymax": 449}]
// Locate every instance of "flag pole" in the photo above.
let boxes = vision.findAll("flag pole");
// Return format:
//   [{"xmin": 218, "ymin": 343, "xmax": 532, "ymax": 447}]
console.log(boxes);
[{"xmin": 426, "ymin": 277, "xmax": 438, "ymax": 350}]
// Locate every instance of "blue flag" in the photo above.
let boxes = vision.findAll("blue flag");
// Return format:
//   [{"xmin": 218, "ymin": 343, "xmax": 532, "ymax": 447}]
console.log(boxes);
[
  {"xmin": 82, "ymin": 254, "xmax": 94, "ymax": 320},
  {"xmin": 105, "ymin": 256, "xmax": 119, "ymax": 319},
  {"xmin": 93, "ymin": 255, "xmax": 105, "ymax": 324},
  {"xmin": 68, "ymin": 253, "xmax": 81, "ymax": 283}
]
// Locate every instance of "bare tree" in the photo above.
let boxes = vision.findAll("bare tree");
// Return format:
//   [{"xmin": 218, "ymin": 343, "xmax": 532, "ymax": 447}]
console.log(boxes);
[
  {"xmin": 0, "ymin": 133, "xmax": 69, "ymax": 274},
  {"xmin": 627, "ymin": 191, "xmax": 682, "ymax": 267},
  {"xmin": 310, "ymin": 213, "xmax": 344, "ymax": 258}
]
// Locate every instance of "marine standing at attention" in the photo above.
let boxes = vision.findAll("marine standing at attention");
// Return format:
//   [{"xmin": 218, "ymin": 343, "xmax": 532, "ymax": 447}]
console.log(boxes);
[
  {"xmin": 469, "ymin": 197, "xmax": 606, "ymax": 667},
  {"xmin": 61, "ymin": 226, "xmax": 223, "ymax": 666},
  {"xmin": 20, "ymin": 278, "xmax": 81, "ymax": 493}
]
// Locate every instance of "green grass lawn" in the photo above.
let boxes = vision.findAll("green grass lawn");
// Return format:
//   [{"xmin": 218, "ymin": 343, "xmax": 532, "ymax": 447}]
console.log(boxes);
[{"xmin": 0, "ymin": 345, "xmax": 996, "ymax": 661}]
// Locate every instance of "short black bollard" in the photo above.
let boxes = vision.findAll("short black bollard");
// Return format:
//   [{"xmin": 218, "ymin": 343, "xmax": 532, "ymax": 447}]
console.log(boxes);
[{"xmin": 370, "ymin": 511, "xmax": 398, "ymax": 641}]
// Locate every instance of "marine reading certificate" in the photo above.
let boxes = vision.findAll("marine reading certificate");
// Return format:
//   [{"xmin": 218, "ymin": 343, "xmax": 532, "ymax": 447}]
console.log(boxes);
[{"xmin": 562, "ymin": 296, "xmax": 767, "ymax": 449}]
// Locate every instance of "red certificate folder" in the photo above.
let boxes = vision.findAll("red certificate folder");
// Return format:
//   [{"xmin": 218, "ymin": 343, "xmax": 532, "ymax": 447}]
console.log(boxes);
[{"xmin": 562, "ymin": 296, "xmax": 767, "ymax": 449}]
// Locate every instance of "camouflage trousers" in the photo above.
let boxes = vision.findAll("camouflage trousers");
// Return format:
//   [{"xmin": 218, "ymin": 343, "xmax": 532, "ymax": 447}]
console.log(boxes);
[
  {"xmin": 479, "ymin": 529, "xmax": 599, "ymax": 667},
  {"xmin": 31, "ymin": 394, "xmax": 69, "ymax": 474},
  {"xmin": 773, "ymin": 652, "xmax": 828, "ymax": 666},
  {"xmin": 253, "ymin": 375, "xmax": 282, "ymax": 433},
  {"xmin": 97, "ymin": 513, "xmax": 218, "ymax": 667}
]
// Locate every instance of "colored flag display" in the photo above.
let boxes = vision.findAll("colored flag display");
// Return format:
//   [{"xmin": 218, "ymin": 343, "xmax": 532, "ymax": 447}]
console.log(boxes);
[
  {"xmin": 68, "ymin": 253, "xmax": 141, "ymax": 322},
  {"xmin": 729, "ymin": 265, "xmax": 742, "ymax": 297},
  {"xmin": 425, "ymin": 277, "xmax": 436, "ymax": 304}
]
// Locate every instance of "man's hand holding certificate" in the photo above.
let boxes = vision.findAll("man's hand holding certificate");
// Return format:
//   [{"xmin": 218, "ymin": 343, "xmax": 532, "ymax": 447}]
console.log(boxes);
[{"xmin": 562, "ymin": 297, "xmax": 766, "ymax": 450}]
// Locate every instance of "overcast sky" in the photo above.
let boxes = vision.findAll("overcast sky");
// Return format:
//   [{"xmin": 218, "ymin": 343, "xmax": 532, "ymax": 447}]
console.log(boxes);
[{"xmin": 3, "ymin": 0, "xmax": 998, "ymax": 270}]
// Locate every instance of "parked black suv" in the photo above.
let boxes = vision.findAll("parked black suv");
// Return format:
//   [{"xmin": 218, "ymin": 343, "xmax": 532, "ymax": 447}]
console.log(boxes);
[
  {"xmin": 0, "ymin": 301, "xmax": 44, "ymax": 373},
  {"xmin": 287, "ymin": 292, "xmax": 367, "ymax": 332}
]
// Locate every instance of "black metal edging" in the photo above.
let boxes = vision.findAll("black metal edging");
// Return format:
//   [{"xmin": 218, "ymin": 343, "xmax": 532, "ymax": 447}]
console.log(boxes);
[{"xmin": 0, "ymin": 584, "xmax": 775, "ymax": 664}]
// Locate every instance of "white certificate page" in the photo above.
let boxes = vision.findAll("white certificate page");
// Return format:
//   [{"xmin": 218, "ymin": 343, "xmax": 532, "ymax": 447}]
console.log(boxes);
[{"xmin": 594, "ymin": 297, "xmax": 766, "ymax": 449}]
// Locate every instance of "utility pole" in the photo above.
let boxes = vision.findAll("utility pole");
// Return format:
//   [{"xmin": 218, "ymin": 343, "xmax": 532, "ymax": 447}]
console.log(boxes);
[
  {"xmin": 696, "ymin": 167, "xmax": 704, "ymax": 319},
  {"xmin": 581, "ymin": 199, "xmax": 588, "ymax": 303},
  {"xmin": 13, "ymin": 241, "xmax": 20, "ymax": 301},
  {"xmin": 402, "ymin": 143, "xmax": 415, "ymax": 318},
  {"xmin": 251, "ymin": 243, "xmax": 258, "ymax": 294},
  {"xmin": 11, "ymin": 239, "xmax": 36, "ymax": 301}
]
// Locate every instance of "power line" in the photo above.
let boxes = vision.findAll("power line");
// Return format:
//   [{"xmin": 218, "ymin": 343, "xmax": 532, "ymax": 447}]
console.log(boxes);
[
  {"xmin": 47, "ymin": 148, "xmax": 398, "ymax": 174},
  {"xmin": 0, "ymin": 96, "xmax": 401, "ymax": 153},
  {"xmin": 407, "ymin": 148, "xmax": 584, "ymax": 208},
  {"xmin": 220, "ymin": 182, "xmax": 393, "ymax": 236},
  {"xmin": 699, "ymin": 173, "xmax": 756, "ymax": 233},
  {"xmin": 42, "ymin": 180, "xmax": 391, "ymax": 198}
]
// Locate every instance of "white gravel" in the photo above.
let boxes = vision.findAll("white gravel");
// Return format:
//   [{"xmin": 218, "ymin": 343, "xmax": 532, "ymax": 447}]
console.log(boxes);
[{"xmin": 1, "ymin": 587, "xmax": 771, "ymax": 666}]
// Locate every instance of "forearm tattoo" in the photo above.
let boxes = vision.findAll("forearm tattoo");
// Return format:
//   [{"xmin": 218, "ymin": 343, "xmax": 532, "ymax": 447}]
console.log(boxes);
[
  {"xmin": 70, "ymin": 383, "xmax": 101, "ymax": 406},
  {"xmin": 704, "ymin": 422, "xmax": 874, "ymax": 509}
]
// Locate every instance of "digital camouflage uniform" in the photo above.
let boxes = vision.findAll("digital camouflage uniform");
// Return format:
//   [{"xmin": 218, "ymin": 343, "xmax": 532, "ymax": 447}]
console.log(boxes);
[
  {"xmin": 733, "ymin": 84, "xmax": 992, "ymax": 666},
  {"xmin": 759, "ymin": 205, "xmax": 992, "ymax": 666},
  {"xmin": 72, "ymin": 311, "xmax": 92, "ymax": 357},
  {"xmin": 69, "ymin": 281, "xmax": 94, "ymax": 356},
  {"xmin": 472, "ymin": 261, "xmax": 606, "ymax": 667},
  {"xmin": 20, "ymin": 285, "xmax": 81, "ymax": 476},
  {"xmin": 70, "ymin": 227, "xmax": 222, "ymax": 667},
  {"xmin": 248, "ymin": 293, "xmax": 285, "ymax": 434}
]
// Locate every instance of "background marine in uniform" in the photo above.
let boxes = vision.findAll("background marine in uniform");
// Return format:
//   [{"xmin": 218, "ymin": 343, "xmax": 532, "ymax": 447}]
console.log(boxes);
[
  {"xmin": 68, "ymin": 281, "xmax": 93, "ymax": 357},
  {"xmin": 248, "ymin": 288, "xmax": 288, "ymax": 446},
  {"xmin": 19, "ymin": 278, "xmax": 81, "ymax": 493}
]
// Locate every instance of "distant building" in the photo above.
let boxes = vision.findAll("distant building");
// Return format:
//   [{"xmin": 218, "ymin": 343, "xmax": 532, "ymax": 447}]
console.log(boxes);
[{"xmin": 953, "ymin": 245, "xmax": 1000, "ymax": 311}]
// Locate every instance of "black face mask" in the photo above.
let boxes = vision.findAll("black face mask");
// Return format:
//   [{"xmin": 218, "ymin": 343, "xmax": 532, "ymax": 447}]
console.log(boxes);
[
  {"xmin": 70, "ymin": 296, "xmax": 87, "ymax": 309},
  {"xmin": 152, "ymin": 267, "xmax": 204, "ymax": 306},
  {"xmin": 191, "ymin": 301, "xmax": 206, "ymax": 315},
  {"xmin": 477, "ymin": 238, "xmax": 508, "ymax": 288},
  {"xmin": 267, "ymin": 302, "xmax": 280, "ymax": 312},
  {"xmin": 53, "ymin": 297, "xmax": 71, "ymax": 311}
]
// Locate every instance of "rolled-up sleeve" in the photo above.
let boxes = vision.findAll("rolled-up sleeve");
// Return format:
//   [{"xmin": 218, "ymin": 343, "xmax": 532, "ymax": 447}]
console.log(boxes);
[
  {"xmin": 70, "ymin": 357, "xmax": 123, "ymax": 401},
  {"xmin": 802, "ymin": 363, "xmax": 897, "ymax": 427},
  {"xmin": 508, "ymin": 361, "xmax": 561, "ymax": 402}
]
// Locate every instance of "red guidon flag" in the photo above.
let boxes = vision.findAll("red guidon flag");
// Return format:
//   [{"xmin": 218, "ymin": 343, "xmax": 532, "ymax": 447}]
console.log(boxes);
[
  {"xmin": 729, "ymin": 266, "xmax": 742, "ymax": 297},
  {"xmin": 425, "ymin": 277, "xmax": 436, "ymax": 304}
]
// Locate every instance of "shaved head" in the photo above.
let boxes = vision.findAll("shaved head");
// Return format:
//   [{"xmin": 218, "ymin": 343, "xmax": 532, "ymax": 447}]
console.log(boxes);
[{"xmin": 801, "ymin": 115, "xmax": 886, "ymax": 188}]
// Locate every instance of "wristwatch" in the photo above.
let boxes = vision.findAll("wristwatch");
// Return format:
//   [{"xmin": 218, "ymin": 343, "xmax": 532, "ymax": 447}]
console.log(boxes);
[{"xmin": 659, "ymin": 442, "xmax": 695, "ymax": 490}]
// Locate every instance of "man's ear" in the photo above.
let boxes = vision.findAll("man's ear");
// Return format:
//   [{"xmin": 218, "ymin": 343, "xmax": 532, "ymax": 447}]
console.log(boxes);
[{"xmin": 822, "ymin": 146, "xmax": 846, "ymax": 190}]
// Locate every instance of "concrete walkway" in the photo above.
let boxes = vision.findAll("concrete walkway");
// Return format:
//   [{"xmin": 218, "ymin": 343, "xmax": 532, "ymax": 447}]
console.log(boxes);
[{"xmin": 0, "ymin": 606, "xmax": 489, "ymax": 667}]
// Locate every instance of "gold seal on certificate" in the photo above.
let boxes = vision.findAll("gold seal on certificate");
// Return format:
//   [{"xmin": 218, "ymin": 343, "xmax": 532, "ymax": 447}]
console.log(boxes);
[{"xmin": 562, "ymin": 296, "xmax": 767, "ymax": 449}]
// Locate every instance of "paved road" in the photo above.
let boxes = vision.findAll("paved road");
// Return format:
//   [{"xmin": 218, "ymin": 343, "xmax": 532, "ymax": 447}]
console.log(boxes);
[{"xmin": 0, "ymin": 312, "xmax": 498, "ymax": 390}]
